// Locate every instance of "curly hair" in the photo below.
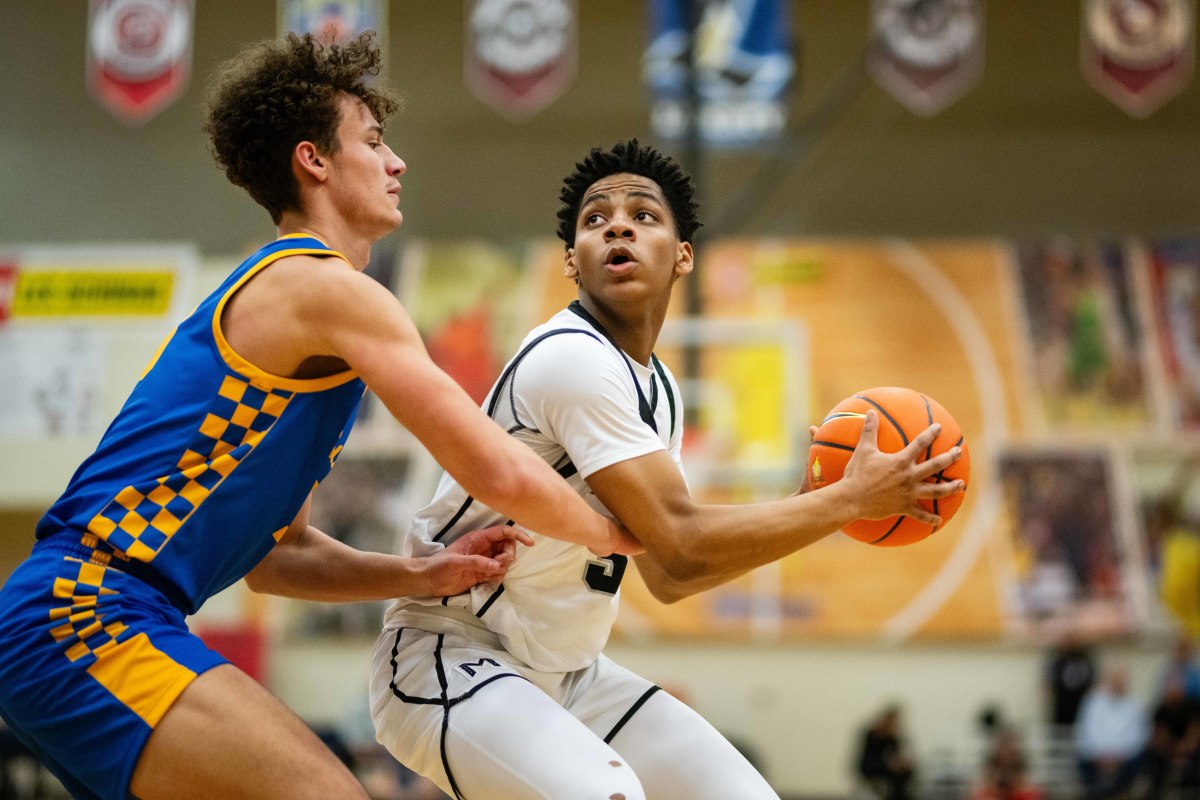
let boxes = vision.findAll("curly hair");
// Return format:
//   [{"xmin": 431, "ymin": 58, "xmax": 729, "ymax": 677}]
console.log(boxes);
[
  {"xmin": 556, "ymin": 139, "xmax": 701, "ymax": 248},
  {"xmin": 202, "ymin": 32, "xmax": 400, "ymax": 223}
]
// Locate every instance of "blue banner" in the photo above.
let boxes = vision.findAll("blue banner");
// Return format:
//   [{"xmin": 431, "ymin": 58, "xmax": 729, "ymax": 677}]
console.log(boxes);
[{"xmin": 645, "ymin": 0, "xmax": 794, "ymax": 148}]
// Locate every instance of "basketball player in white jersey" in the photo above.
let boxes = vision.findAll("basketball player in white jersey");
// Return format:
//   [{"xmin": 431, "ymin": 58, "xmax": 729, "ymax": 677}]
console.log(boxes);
[{"xmin": 369, "ymin": 140, "xmax": 965, "ymax": 799}]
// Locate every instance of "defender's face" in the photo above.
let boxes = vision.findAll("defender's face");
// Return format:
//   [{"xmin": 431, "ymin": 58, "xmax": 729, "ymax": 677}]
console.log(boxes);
[
  {"xmin": 325, "ymin": 94, "xmax": 406, "ymax": 234},
  {"xmin": 565, "ymin": 173, "xmax": 692, "ymax": 305}
]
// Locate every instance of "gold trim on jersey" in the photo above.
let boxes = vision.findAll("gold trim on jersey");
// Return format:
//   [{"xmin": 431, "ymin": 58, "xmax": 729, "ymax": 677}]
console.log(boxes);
[{"xmin": 211, "ymin": 242, "xmax": 360, "ymax": 393}]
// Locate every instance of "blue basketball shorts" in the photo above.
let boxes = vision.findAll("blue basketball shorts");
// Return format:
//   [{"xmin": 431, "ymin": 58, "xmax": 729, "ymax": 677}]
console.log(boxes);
[{"xmin": 0, "ymin": 535, "xmax": 227, "ymax": 800}]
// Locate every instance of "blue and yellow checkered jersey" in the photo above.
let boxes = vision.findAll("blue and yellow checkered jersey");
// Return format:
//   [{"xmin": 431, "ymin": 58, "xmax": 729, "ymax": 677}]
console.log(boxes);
[{"xmin": 36, "ymin": 236, "xmax": 366, "ymax": 614}]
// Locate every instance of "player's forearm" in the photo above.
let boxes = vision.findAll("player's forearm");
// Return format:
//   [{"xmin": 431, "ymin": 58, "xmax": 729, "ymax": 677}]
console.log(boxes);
[
  {"xmin": 641, "ymin": 481, "xmax": 863, "ymax": 582},
  {"xmin": 469, "ymin": 447, "xmax": 618, "ymax": 552},
  {"xmin": 245, "ymin": 527, "xmax": 428, "ymax": 601},
  {"xmin": 369, "ymin": 355, "xmax": 618, "ymax": 553}
]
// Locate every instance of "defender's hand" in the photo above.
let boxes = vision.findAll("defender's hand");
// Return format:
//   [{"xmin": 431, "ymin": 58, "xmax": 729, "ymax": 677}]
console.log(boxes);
[{"xmin": 421, "ymin": 525, "xmax": 534, "ymax": 595}]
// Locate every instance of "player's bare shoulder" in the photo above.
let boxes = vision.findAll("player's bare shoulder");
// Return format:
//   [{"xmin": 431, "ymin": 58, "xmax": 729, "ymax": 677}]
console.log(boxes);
[{"xmin": 222, "ymin": 252, "xmax": 369, "ymax": 374}]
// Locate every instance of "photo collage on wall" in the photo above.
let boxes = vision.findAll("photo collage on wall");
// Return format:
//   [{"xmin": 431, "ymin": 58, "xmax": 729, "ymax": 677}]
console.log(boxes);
[{"xmin": 297, "ymin": 236, "xmax": 1200, "ymax": 644}]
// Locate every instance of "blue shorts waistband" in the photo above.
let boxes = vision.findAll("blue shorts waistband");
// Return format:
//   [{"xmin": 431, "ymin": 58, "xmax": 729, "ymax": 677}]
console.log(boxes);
[{"xmin": 33, "ymin": 532, "xmax": 192, "ymax": 613}]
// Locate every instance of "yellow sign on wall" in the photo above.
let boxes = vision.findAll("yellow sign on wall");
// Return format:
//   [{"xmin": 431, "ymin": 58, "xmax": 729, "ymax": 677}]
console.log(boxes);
[{"xmin": 12, "ymin": 269, "xmax": 175, "ymax": 317}]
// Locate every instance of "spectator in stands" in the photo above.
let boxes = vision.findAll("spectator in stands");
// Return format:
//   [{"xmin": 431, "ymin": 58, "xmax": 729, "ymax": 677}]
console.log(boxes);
[
  {"xmin": 1158, "ymin": 635, "xmax": 1200, "ymax": 701},
  {"xmin": 1045, "ymin": 632, "xmax": 1097, "ymax": 730},
  {"xmin": 1144, "ymin": 671, "xmax": 1200, "ymax": 799},
  {"xmin": 970, "ymin": 726, "xmax": 1045, "ymax": 800},
  {"xmin": 855, "ymin": 704, "xmax": 915, "ymax": 800},
  {"xmin": 1074, "ymin": 663, "xmax": 1148, "ymax": 800}
]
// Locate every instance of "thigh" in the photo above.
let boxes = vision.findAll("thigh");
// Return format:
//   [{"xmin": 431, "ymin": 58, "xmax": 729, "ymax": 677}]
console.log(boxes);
[
  {"xmin": 0, "ymin": 552, "xmax": 222, "ymax": 799},
  {"xmin": 370, "ymin": 627, "xmax": 644, "ymax": 800},
  {"xmin": 574, "ymin": 658, "xmax": 779, "ymax": 800},
  {"xmin": 130, "ymin": 663, "xmax": 367, "ymax": 800}
]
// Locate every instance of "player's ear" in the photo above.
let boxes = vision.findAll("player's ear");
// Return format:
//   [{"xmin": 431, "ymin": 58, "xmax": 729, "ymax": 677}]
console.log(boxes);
[
  {"xmin": 294, "ymin": 141, "xmax": 327, "ymax": 182},
  {"xmin": 564, "ymin": 249, "xmax": 579, "ymax": 281},
  {"xmin": 674, "ymin": 242, "xmax": 694, "ymax": 278}
]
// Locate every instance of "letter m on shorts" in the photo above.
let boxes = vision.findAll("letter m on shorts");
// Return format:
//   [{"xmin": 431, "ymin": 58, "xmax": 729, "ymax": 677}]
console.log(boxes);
[{"xmin": 456, "ymin": 658, "xmax": 502, "ymax": 678}]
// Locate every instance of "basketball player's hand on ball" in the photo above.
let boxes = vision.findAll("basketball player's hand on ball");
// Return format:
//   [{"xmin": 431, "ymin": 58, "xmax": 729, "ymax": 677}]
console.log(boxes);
[
  {"xmin": 843, "ymin": 410, "xmax": 964, "ymax": 527},
  {"xmin": 421, "ymin": 526, "xmax": 535, "ymax": 595}
]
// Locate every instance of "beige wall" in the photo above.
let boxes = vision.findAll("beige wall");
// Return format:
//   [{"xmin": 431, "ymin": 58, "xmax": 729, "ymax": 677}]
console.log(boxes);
[{"xmin": 274, "ymin": 635, "xmax": 1174, "ymax": 797}]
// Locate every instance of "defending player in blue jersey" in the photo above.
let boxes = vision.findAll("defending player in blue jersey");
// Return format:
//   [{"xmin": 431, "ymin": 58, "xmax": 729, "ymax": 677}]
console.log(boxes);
[{"xmin": 0, "ymin": 33, "xmax": 636, "ymax": 800}]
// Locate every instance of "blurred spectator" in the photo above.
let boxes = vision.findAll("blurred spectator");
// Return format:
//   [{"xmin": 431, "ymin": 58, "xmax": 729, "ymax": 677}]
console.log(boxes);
[
  {"xmin": 1143, "ymin": 672, "xmax": 1200, "ymax": 799},
  {"xmin": 969, "ymin": 727, "xmax": 1045, "ymax": 800},
  {"xmin": 1158, "ymin": 636, "xmax": 1200, "ymax": 701},
  {"xmin": 1074, "ymin": 664, "xmax": 1148, "ymax": 800},
  {"xmin": 855, "ymin": 704, "xmax": 915, "ymax": 800},
  {"xmin": 340, "ymin": 694, "xmax": 449, "ymax": 800},
  {"xmin": 1045, "ymin": 633, "xmax": 1097, "ymax": 728}
]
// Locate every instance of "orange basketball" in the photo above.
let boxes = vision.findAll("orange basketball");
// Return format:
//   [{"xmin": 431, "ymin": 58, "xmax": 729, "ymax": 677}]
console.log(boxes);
[{"xmin": 806, "ymin": 387, "xmax": 970, "ymax": 546}]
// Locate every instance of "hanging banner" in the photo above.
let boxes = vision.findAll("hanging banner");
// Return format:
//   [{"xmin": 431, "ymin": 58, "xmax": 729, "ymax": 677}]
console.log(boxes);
[
  {"xmin": 1082, "ymin": 0, "xmax": 1194, "ymax": 118},
  {"xmin": 278, "ymin": 0, "xmax": 386, "ymax": 46},
  {"xmin": 644, "ymin": 0, "xmax": 794, "ymax": 149},
  {"xmin": 465, "ymin": 0, "xmax": 578, "ymax": 121},
  {"xmin": 87, "ymin": 0, "xmax": 194, "ymax": 127},
  {"xmin": 868, "ymin": 0, "xmax": 985, "ymax": 117}
]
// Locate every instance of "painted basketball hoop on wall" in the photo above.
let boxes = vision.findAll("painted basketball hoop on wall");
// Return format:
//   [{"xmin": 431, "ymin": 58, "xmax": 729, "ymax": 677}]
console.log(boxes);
[
  {"xmin": 87, "ymin": 0, "xmax": 194, "ymax": 127},
  {"xmin": 1082, "ymin": 0, "xmax": 1194, "ymax": 118},
  {"xmin": 868, "ymin": 0, "xmax": 985, "ymax": 117},
  {"xmin": 465, "ymin": 0, "xmax": 577, "ymax": 120}
]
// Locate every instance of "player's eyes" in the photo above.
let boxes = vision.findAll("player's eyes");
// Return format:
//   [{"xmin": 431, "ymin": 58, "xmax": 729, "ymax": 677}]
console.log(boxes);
[{"xmin": 585, "ymin": 213, "xmax": 604, "ymax": 225}]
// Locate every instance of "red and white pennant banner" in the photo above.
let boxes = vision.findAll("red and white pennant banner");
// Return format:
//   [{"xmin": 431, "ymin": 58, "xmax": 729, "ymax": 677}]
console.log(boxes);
[
  {"xmin": 869, "ymin": 0, "xmax": 986, "ymax": 117},
  {"xmin": 87, "ymin": 0, "xmax": 193, "ymax": 127},
  {"xmin": 465, "ymin": 0, "xmax": 578, "ymax": 121},
  {"xmin": 1082, "ymin": 0, "xmax": 1194, "ymax": 117}
]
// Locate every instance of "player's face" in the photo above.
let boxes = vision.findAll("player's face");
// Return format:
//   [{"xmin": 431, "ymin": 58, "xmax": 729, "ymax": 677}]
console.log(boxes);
[
  {"xmin": 565, "ymin": 173, "xmax": 693, "ymax": 309},
  {"xmin": 324, "ymin": 94, "xmax": 406, "ymax": 236}
]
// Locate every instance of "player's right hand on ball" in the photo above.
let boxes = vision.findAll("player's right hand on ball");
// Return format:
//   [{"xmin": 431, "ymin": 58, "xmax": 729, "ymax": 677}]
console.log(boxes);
[{"xmin": 844, "ymin": 410, "xmax": 965, "ymax": 526}]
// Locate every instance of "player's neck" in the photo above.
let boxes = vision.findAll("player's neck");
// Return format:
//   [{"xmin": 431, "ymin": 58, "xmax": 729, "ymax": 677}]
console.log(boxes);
[
  {"xmin": 575, "ymin": 296, "xmax": 665, "ymax": 366},
  {"xmin": 276, "ymin": 213, "xmax": 372, "ymax": 270}
]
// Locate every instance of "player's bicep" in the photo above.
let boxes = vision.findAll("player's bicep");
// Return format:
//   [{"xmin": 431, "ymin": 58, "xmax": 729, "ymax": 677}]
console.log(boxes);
[
  {"xmin": 585, "ymin": 451, "xmax": 694, "ymax": 559},
  {"xmin": 304, "ymin": 269, "xmax": 422, "ymax": 370},
  {"xmin": 301, "ymin": 270, "xmax": 522, "ymax": 491}
]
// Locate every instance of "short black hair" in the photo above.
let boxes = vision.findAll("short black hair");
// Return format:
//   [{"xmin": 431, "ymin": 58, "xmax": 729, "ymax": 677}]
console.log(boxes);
[{"xmin": 556, "ymin": 139, "xmax": 701, "ymax": 248}]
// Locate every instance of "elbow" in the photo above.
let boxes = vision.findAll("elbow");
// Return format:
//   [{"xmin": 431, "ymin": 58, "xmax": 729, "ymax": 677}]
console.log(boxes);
[
  {"xmin": 458, "ymin": 453, "xmax": 535, "ymax": 510},
  {"xmin": 650, "ymin": 532, "xmax": 709, "ymax": 584},
  {"xmin": 660, "ymin": 552, "xmax": 707, "ymax": 584},
  {"xmin": 644, "ymin": 577, "xmax": 692, "ymax": 605},
  {"xmin": 470, "ymin": 454, "xmax": 539, "ymax": 512}
]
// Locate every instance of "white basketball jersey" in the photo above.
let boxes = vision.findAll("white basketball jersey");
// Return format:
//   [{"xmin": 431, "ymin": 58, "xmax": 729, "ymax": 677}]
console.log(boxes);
[{"xmin": 383, "ymin": 305, "xmax": 684, "ymax": 673}]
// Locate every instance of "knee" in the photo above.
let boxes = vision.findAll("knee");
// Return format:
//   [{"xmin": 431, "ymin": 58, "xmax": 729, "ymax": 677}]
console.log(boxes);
[
  {"xmin": 547, "ymin": 754, "xmax": 644, "ymax": 800},
  {"xmin": 599, "ymin": 756, "xmax": 645, "ymax": 800}
]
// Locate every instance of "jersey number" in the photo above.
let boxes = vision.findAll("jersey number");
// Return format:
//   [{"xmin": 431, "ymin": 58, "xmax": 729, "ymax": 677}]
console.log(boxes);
[{"xmin": 583, "ymin": 555, "xmax": 628, "ymax": 595}]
